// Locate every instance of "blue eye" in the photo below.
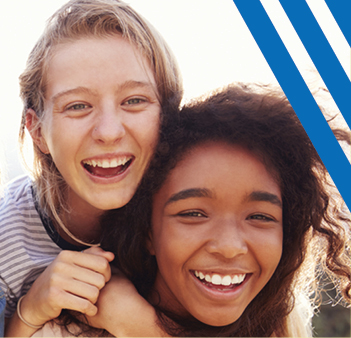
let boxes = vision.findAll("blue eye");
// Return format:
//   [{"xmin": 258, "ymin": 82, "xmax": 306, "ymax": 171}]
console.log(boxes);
[
  {"xmin": 67, "ymin": 103, "xmax": 89, "ymax": 110},
  {"xmin": 125, "ymin": 98, "xmax": 145, "ymax": 105}
]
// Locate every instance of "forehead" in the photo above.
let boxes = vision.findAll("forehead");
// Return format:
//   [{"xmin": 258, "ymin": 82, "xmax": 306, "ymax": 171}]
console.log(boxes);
[
  {"xmin": 49, "ymin": 34, "xmax": 148, "ymax": 68},
  {"xmin": 44, "ymin": 34, "xmax": 154, "ymax": 84},
  {"xmin": 160, "ymin": 141, "xmax": 281, "ymax": 199},
  {"xmin": 43, "ymin": 34, "xmax": 157, "ymax": 100}
]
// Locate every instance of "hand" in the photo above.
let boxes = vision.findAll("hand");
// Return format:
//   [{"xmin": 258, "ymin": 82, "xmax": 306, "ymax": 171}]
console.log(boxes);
[
  {"xmin": 19, "ymin": 247, "xmax": 114, "ymax": 327},
  {"xmin": 87, "ymin": 272, "xmax": 168, "ymax": 337}
]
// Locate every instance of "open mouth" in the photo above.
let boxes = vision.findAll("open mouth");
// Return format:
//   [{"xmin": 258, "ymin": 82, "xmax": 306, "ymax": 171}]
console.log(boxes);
[
  {"xmin": 192, "ymin": 270, "xmax": 247, "ymax": 291},
  {"xmin": 82, "ymin": 156, "xmax": 134, "ymax": 178}
]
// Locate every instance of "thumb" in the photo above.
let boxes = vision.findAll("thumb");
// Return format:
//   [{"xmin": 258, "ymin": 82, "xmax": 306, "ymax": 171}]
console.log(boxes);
[{"xmin": 83, "ymin": 246, "xmax": 115, "ymax": 262}]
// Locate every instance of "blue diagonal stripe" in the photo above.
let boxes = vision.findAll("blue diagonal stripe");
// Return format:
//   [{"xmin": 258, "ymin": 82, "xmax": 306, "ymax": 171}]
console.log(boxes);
[
  {"xmin": 279, "ymin": 0, "xmax": 351, "ymax": 129},
  {"xmin": 325, "ymin": 0, "xmax": 351, "ymax": 47},
  {"xmin": 233, "ymin": 0, "xmax": 351, "ymax": 209}
]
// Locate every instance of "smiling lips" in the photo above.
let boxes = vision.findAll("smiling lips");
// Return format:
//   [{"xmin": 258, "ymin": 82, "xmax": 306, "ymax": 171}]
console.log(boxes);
[
  {"xmin": 194, "ymin": 271, "xmax": 246, "ymax": 290},
  {"xmin": 82, "ymin": 156, "xmax": 133, "ymax": 177}
]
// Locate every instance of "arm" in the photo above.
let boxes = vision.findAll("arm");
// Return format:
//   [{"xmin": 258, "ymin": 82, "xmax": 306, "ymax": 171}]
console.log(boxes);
[
  {"xmin": 5, "ymin": 247, "xmax": 114, "ymax": 337},
  {"xmin": 87, "ymin": 274, "xmax": 169, "ymax": 337}
]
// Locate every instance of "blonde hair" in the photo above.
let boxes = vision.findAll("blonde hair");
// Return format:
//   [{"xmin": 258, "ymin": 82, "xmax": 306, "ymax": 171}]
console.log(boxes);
[{"xmin": 18, "ymin": 0, "xmax": 183, "ymax": 244}]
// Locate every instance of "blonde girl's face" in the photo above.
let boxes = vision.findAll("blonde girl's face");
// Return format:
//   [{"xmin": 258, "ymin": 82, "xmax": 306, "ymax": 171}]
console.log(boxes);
[
  {"xmin": 31, "ymin": 35, "xmax": 161, "ymax": 215},
  {"xmin": 148, "ymin": 142, "xmax": 283, "ymax": 327}
]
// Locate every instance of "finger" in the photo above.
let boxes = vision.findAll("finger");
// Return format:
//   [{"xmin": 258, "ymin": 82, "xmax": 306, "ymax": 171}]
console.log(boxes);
[
  {"xmin": 52, "ymin": 260, "xmax": 107, "ymax": 289},
  {"xmin": 63, "ymin": 279, "xmax": 101, "ymax": 304},
  {"xmin": 54, "ymin": 291, "xmax": 98, "ymax": 317},
  {"xmin": 76, "ymin": 253, "xmax": 112, "ymax": 282},
  {"xmin": 83, "ymin": 247, "xmax": 115, "ymax": 262},
  {"xmin": 57, "ymin": 251, "xmax": 112, "ymax": 282}
]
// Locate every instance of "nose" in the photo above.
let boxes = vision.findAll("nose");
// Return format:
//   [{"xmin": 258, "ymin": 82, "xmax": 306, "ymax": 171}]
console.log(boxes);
[
  {"xmin": 93, "ymin": 104, "xmax": 126, "ymax": 144},
  {"xmin": 206, "ymin": 219, "xmax": 248, "ymax": 259}
]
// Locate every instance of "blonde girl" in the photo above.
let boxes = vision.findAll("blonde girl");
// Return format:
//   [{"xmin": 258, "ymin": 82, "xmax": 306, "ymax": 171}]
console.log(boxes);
[{"xmin": 1, "ymin": 0, "xmax": 182, "ymax": 336}]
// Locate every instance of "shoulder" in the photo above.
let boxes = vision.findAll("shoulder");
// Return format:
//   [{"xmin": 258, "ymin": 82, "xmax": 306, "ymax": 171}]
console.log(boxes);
[
  {"xmin": 283, "ymin": 294, "xmax": 313, "ymax": 337},
  {"xmin": 0, "ymin": 176, "xmax": 61, "ymax": 317},
  {"xmin": 0, "ymin": 175, "xmax": 40, "ymax": 234},
  {"xmin": 31, "ymin": 321, "xmax": 75, "ymax": 337},
  {"xmin": 0, "ymin": 291, "xmax": 5, "ymax": 338},
  {"xmin": 31, "ymin": 321, "xmax": 105, "ymax": 337},
  {"xmin": 0, "ymin": 175, "xmax": 34, "ymax": 210}
]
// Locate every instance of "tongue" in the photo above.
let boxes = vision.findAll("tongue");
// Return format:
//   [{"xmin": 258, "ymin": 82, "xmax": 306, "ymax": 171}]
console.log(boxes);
[
  {"xmin": 200, "ymin": 279, "xmax": 237, "ymax": 291},
  {"xmin": 208, "ymin": 283, "xmax": 236, "ymax": 291},
  {"xmin": 87, "ymin": 165, "xmax": 125, "ymax": 177}
]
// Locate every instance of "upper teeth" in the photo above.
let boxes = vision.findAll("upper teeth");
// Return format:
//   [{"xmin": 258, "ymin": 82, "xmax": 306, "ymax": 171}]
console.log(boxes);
[
  {"xmin": 194, "ymin": 271, "xmax": 246, "ymax": 286},
  {"xmin": 83, "ymin": 157, "xmax": 130, "ymax": 168}
]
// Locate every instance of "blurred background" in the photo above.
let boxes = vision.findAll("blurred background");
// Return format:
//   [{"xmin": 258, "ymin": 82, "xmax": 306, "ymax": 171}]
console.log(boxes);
[{"xmin": 0, "ymin": 1, "xmax": 349, "ymax": 336}]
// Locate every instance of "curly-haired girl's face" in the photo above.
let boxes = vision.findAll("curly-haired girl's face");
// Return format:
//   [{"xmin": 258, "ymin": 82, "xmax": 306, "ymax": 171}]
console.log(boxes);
[{"xmin": 148, "ymin": 141, "xmax": 283, "ymax": 327}]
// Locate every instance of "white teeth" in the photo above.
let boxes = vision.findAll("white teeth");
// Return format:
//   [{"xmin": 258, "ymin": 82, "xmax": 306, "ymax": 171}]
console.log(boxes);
[
  {"xmin": 232, "ymin": 275, "xmax": 239, "ymax": 284},
  {"xmin": 102, "ymin": 159, "xmax": 109, "ymax": 168},
  {"xmin": 211, "ymin": 274, "xmax": 222, "ymax": 285},
  {"xmin": 194, "ymin": 271, "xmax": 246, "ymax": 286},
  {"xmin": 222, "ymin": 275, "xmax": 232, "ymax": 286},
  {"xmin": 232, "ymin": 274, "xmax": 245, "ymax": 284},
  {"xmin": 83, "ymin": 157, "xmax": 130, "ymax": 168}
]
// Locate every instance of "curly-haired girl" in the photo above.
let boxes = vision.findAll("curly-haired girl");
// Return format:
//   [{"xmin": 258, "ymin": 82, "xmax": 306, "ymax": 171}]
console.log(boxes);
[{"xmin": 97, "ymin": 83, "xmax": 350, "ymax": 337}]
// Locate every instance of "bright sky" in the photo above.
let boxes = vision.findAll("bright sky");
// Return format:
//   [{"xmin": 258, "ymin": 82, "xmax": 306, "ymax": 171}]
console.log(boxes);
[{"xmin": 0, "ymin": 0, "xmax": 348, "ymax": 182}]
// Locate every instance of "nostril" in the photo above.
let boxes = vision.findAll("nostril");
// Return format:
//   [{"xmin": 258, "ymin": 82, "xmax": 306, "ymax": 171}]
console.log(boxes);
[
  {"xmin": 206, "ymin": 236, "xmax": 248, "ymax": 259},
  {"xmin": 92, "ymin": 121, "xmax": 126, "ymax": 143}
]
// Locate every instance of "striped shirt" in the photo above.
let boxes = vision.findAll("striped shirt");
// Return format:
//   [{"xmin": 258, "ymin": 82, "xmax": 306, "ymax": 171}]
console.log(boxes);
[
  {"xmin": 0, "ymin": 290, "xmax": 4, "ymax": 336},
  {"xmin": 0, "ymin": 176, "xmax": 83, "ymax": 317}
]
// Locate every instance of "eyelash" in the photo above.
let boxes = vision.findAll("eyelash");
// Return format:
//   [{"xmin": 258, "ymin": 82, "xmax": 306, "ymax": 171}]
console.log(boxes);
[
  {"xmin": 66, "ymin": 103, "xmax": 90, "ymax": 111},
  {"xmin": 123, "ymin": 97, "xmax": 147, "ymax": 105},
  {"xmin": 177, "ymin": 210, "xmax": 207, "ymax": 218},
  {"xmin": 248, "ymin": 214, "xmax": 276, "ymax": 222}
]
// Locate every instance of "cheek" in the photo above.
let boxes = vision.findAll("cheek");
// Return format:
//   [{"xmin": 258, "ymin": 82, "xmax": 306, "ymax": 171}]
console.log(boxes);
[
  {"xmin": 42, "ymin": 118, "xmax": 78, "ymax": 152},
  {"xmin": 133, "ymin": 109, "xmax": 160, "ymax": 148},
  {"xmin": 258, "ymin": 230, "xmax": 283, "ymax": 275},
  {"xmin": 155, "ymin": 237, "xmax": 190, "ymax": 303},
  {"xmin": 151, "ymin": 224, "xmax": 190, "ymax": 275}
]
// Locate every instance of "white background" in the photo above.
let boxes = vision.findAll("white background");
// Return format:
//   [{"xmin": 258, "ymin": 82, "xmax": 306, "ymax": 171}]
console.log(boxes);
[{"xmin": 0, "ymin": 0, "xmax": 348, "ymax": 182}]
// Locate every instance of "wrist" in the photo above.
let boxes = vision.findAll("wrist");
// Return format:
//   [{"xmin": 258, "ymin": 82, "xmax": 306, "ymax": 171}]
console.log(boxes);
[{"xmin": 17, "ymin": 295, "xmax": 46, "ymax": 329}]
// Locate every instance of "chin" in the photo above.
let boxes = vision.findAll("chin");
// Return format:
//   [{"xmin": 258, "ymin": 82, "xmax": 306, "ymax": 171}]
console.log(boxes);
[
  {"xmin": 194, "ymin": 312, "xmax": 241, "ymax": 327},
  {"xmin": 89, "ymin": 198, "xmax": 128, "ymax": 211}
]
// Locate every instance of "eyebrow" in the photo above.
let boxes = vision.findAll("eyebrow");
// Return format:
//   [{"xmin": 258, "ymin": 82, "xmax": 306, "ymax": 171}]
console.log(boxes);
[
  {"xmin": 165, "ymin": 188, "xmax": 213, "ymax": 206},
  {"xmin": 51, "ymin": 80, "xmax": 156, "ymax": 104},
  {"xmin": 246, "ymin": 191, "xmax": 282, "ymax": 208},
  {"xmin": 118, "ymin": 80, "xmax": 155, "ymax": 91},
  {"xmin": 51, "ymin": 86, "xmax": 96, "ymax": 104}
]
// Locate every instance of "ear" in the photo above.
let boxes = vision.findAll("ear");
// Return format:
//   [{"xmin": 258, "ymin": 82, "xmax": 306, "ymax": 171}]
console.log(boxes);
[
  {"xmin": 146, "ymin": 232, "xmax": 156, "ymax": 256},
  {"xmin": 25, "ymin": 109, "xmax": 50, "ymax": 154}
]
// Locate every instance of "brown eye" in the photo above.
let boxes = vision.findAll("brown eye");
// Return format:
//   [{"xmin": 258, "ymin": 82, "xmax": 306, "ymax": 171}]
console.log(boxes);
[
  {"xmin": 248, "ymin": 214, "xmax": 276, "ymax": 222},
  {"xmin": 178, "ymin": 211, "xmax": 206, "ymax": 218}
]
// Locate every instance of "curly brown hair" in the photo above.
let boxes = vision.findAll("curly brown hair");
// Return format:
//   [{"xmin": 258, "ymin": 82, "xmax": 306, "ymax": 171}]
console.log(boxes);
[{"xmin": 102, "ymin": 83, "xmax": 351, "ymax": 337}]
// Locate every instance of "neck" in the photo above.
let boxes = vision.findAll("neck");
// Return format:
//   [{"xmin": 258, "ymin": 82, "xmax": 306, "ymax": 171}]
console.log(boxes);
[
  {"xmin": 61, "ymin": 208, "xmax": 103, "ymax": 245},
  {"xmin": 55, "ymin": 190, "xmax": 105, "ymax": 246},
  {"xmin": 149, "ymin": 271, "xmax": 189, "ymax": 317}
]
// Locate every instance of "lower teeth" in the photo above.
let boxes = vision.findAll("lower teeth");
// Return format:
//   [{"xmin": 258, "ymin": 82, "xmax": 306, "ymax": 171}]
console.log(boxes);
[
  {"xmin": 84, "ymin": 160, "xmax": 131, "ymax": 177},
  {"xmin": 197, "ymin": 277, "xmax": 241, "ymax": 289}
]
